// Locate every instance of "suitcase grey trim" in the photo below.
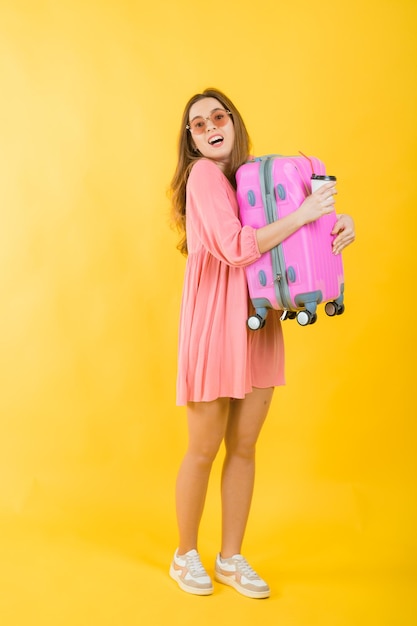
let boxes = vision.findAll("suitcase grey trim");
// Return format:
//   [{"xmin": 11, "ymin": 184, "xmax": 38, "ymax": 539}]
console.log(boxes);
[
  {"xmin": 252, "ymin": 297, "xmax": 274, "ymax": 309},
  {"xmin": 259, "ymin": 157, "xmax": 293, "ymax": 310}
]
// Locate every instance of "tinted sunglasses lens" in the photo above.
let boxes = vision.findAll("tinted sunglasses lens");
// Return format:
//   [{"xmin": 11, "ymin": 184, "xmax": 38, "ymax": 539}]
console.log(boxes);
[
  {"xmin": 211, "ymin": 111, "xmax": 229, "ymax": 127},
  {"xmin": 189, "ymin": 118, "xmax": 206, "ymax": 135}
]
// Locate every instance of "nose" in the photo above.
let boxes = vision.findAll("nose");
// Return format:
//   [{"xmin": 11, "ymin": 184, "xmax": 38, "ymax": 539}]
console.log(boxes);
[{"xmin": 204, "ymin": 114, "xmax": 216, "ymax": 131}]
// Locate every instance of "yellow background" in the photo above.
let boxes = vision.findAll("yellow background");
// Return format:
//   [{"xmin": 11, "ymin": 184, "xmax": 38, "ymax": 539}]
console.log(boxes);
[{"xmin": 0, "ymin": 1, "xmax": 416, "ymax": 624}]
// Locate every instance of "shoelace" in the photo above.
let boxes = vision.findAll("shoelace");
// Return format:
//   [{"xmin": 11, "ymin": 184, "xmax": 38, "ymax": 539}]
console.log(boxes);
[
  {"xmin": 234, "ymin": 556, "xmax": 260, "ymax": 580},
  {"xmin": 186, "ymin": 552, "xmax": 207, "ymax": 577}
]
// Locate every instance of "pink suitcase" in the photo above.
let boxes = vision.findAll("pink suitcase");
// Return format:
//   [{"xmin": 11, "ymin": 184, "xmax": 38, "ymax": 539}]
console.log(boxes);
[{"xmin": 236, "ymin": 154, "xmax": 345, "ymax": 328}]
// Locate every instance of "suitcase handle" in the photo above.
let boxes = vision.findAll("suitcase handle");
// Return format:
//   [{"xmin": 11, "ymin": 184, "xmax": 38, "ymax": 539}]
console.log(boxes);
[
  {"xmin": 249, "ymin": 153, "xmax": 315, "ymax": 196},
  {"xmin": 298, "ymin": 151, "xmax": 316, "ymax": 175},
  {"xmin": 248, "ymin": 154, "xmax": 283, "ymax": 163},
  {"xmin": 292, "ymin": 162, "xmax": 312, "ymax": 197}
]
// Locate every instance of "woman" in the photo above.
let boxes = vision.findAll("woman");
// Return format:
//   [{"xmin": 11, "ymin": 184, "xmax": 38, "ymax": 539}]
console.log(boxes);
[{"xmin": 169, "ymin": 88, "xmax": 355, "ymax": 598}]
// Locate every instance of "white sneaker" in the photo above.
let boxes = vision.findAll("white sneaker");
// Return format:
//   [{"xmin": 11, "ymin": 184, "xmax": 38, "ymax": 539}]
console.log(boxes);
[
  {"xmin": 170, "ymin": 549, "xmax": 213, "ymax": 596},
  {"xmin": 214, "ymin": 553, "xmax": 270, "ymax": 599}
]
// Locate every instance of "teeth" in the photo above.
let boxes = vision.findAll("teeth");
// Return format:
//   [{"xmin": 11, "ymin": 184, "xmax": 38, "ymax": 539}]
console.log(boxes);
[{"xmin": 209, "ymin": 135, "xmax": 223, "ymax": 145}]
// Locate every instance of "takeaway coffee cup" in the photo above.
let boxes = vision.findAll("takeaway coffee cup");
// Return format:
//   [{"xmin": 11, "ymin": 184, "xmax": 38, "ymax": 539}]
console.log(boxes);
[{"xmin": 311, "ymin": 174, "xmax": 337, "ymax": 193}]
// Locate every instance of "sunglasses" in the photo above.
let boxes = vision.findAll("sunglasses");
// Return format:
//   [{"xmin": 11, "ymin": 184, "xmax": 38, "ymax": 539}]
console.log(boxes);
[{"xmin": 186, "ymin": 109, "xmax": 232, "ymax": 135}]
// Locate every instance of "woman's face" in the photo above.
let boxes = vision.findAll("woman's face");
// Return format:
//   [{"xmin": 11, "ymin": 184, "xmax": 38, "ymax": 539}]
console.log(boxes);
[{"xmin": 188, "ymin": 97, "xmax": 235, "ymax": 171}]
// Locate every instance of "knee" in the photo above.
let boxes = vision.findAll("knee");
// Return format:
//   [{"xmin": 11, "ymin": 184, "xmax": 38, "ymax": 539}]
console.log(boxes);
[
  {"xmin": 225, "ymin": 439, "xmax": 256, "ymax": 462},
  {"xmin": 188, "ymin": 441, "xmax": 222, "ymax": 468}
]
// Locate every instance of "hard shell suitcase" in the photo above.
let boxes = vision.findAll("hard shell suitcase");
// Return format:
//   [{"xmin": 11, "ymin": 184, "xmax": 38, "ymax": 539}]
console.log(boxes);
[{"xmin": 236, "ymin": 154, "xmax": 345, "ymax": 328}]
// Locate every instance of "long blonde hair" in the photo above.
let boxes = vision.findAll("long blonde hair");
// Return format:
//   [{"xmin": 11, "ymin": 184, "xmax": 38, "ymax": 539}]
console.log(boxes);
[{"xmin": 169, "ymin": 88, "xmax": 251, "ymax": 256}]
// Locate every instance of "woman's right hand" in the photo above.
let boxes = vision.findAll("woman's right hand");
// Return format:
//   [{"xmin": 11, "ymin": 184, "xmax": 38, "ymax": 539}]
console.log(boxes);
[
  {"xmin": 297, "ymin": 182, "xmax": 337, "ymax": 224},
  {"xmin": 256, "ymin": 182, "xmax": 337, "ymax": 254}
]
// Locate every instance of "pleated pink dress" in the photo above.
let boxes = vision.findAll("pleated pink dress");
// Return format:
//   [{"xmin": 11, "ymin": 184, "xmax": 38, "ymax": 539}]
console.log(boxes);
[{"xmin": 176, "ymin": 158, "xmax": 285, "ymax": 406}]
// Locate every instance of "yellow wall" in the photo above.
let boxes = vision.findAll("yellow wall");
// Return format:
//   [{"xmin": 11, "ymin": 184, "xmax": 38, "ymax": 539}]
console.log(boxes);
[{"xmin": 0, "ymin": 0, "xmax": 416, "ymax": 624}]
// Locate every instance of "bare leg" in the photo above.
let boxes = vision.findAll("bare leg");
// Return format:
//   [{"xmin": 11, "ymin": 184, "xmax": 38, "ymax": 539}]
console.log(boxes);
[
  {"xmin": 220, "ymin": 387, "xmax": 274, "ymax": 558},
  {"xmin": 176, "ymin": 397, "xmax": 230, "ymax": 555}
]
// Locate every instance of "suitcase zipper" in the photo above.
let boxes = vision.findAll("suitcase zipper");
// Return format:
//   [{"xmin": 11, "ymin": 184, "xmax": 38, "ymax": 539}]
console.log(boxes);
[{"xmin": 260, "ymin": 157, "xmax": 293, "ymax": 310}]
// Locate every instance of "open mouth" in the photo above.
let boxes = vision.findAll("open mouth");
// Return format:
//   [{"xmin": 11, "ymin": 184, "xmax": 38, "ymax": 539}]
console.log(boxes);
[{"xmin": 208, "ymin": 135, "xmax": 224, "ymax": 146}]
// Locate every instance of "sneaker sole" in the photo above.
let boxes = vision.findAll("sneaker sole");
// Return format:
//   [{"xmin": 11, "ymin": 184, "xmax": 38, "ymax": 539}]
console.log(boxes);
[
  {"xmin": 169, "ymin": 564, "xmax": 214, "ymax": 596},
  {"xmin": 214, "ymin": 570, "xmax": 270, "ymax": 599}
]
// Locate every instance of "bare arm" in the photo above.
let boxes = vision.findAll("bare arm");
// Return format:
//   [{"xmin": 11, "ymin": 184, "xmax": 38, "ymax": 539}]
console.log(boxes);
[{"xmin": 255, "ymin": 182, "xmax": 337, "ymax": 254}]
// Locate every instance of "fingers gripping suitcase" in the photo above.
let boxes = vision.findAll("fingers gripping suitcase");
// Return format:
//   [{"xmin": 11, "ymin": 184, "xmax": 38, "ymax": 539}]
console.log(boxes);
[{"xmin": 236, "ymin": 154, "xmax": 345, "ymax": 328}]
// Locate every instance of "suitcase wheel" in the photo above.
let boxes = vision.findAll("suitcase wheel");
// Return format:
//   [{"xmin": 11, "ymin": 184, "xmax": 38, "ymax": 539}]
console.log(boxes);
[
  {"xmin": 296, "ymin": 310, "xmax": 313, "ymax": 326},
  {"xmin": 281, "ymin": 310, "xmax": 297, "ymax": 321},
  {"xmin": 325, "ymin": 301, "xmax": 345, "ymax": 317},
  {"xmin": 247, "ymin": 314, "xmax": 266, "ymax": 331}
]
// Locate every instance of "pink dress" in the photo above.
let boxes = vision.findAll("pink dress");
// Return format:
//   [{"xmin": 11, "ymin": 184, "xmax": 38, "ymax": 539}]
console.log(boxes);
[{"xmin": 176, "ymin": 158, "xmax": 285, "ymax": 406}]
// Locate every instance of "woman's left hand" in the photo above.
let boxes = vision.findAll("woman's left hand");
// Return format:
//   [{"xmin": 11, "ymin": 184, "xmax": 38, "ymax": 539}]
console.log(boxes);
[{"xmin": 331, "ymin": 214, "xmax": 355, "ymax": 255}]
